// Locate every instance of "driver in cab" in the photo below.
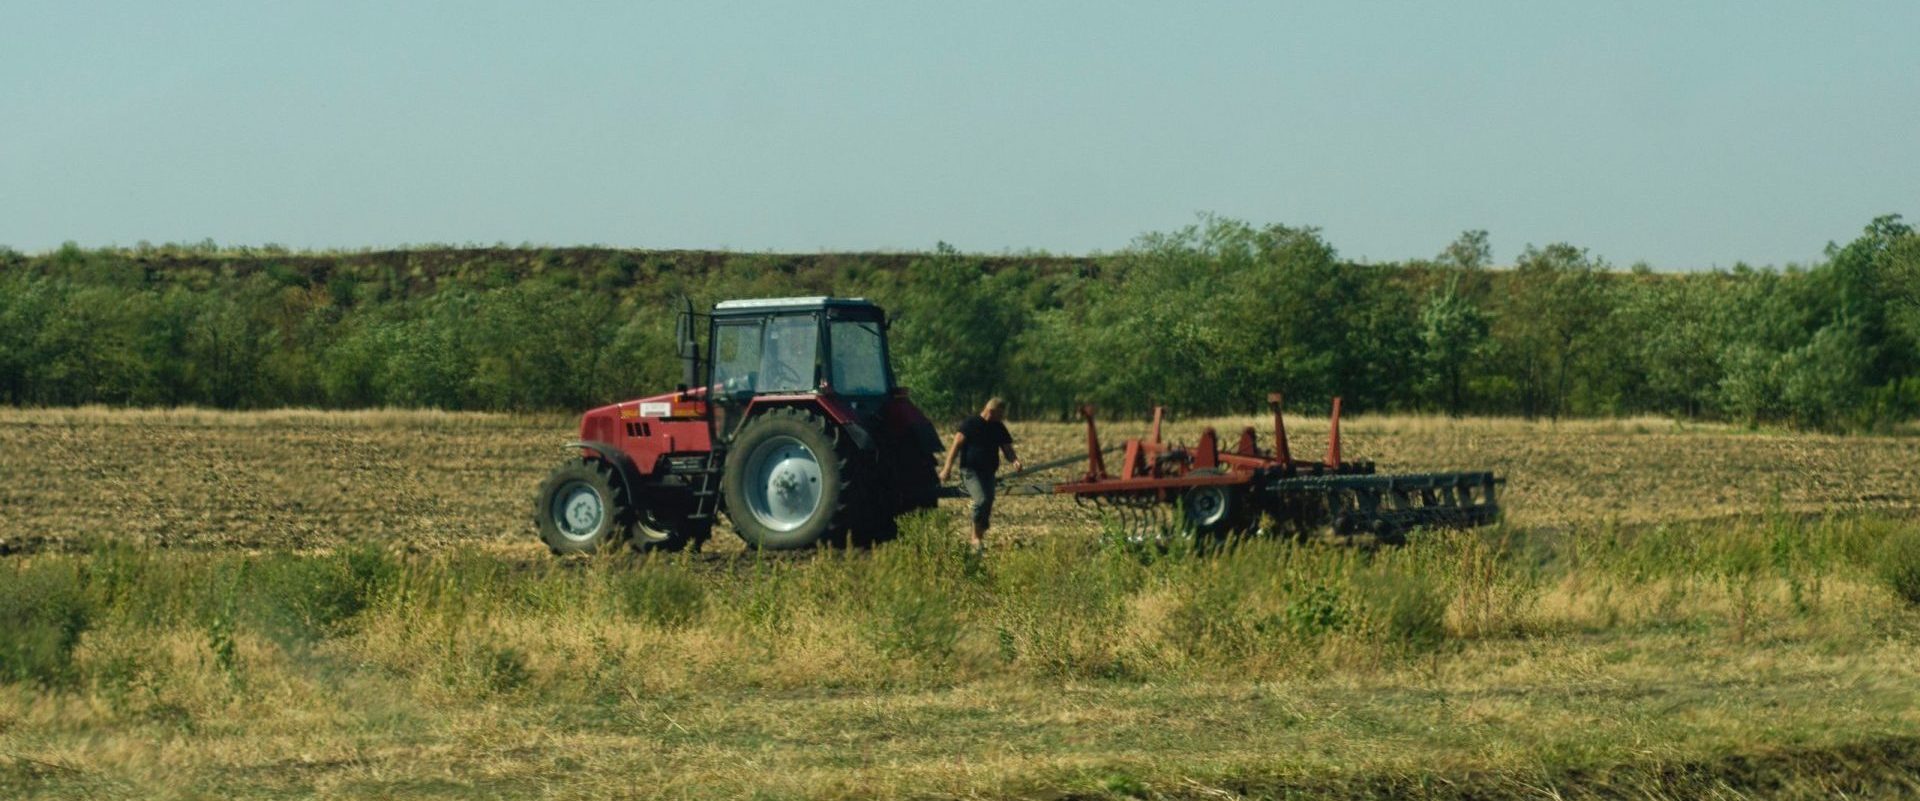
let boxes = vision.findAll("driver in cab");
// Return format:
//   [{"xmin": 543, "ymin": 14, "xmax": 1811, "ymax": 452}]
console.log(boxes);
[{"xmin": 759, "ymin": 317, "xmax": 815, "ymax": 393}]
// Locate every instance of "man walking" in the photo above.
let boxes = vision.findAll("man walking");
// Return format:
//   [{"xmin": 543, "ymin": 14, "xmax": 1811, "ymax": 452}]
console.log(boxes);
[{"xmin": 939, "ymin": 397, "xmax": 1022, "ymax": 554}]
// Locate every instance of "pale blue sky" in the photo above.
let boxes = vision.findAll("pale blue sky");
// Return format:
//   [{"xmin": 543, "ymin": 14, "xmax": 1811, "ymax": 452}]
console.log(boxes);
[{"xmin": 2, "ymin": 1, "xmax": 1915, "ymax": 268}]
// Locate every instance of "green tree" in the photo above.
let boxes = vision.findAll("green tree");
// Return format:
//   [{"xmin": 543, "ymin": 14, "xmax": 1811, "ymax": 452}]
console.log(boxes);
[
  {"xmin": 1776, "ymin": 320, "xmax": 1874, "ymax": 430},
  {"xmin": 1495, "ymin": 243, "xmax": 1615, "ymax": 419},
  {"xmin": 1439, "ymin": 229, "xmax": 1492, "ymax": 271},
  {"xmin": 1622, "ymin": 274, "xmax": 1726, "ymax": 418},
  {"xmin": 1418, "ymin": 274, "xmax": 1490, "ymax": 416},
  {"xmin": 882, "ymin": 254, "xmax": 1022, "ymax": 418}
]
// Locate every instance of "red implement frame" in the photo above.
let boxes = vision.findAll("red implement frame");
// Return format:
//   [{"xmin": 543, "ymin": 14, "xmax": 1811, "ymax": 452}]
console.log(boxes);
[{"xmin": 1055, "ymin": 393, "xmax": 1348, "ymax": 496}]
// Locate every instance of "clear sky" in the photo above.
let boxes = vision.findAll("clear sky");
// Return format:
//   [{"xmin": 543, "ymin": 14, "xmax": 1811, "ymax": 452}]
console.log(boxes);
[{"xmin": 2, "ymin": 1, "xmax": 1915, "ymax": 268}]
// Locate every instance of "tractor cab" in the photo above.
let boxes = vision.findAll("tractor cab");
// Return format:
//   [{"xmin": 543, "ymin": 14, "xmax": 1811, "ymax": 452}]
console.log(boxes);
[{"xmin": 686, "ymin": 297, "xmax": 896, "ymax": 441}]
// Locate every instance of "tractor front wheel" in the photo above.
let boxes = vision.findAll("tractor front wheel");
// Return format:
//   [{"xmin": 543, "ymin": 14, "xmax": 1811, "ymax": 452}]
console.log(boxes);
[
  {"xmin": 722, "ymin": 408, "xmax": 853, "ymax": 550},
  {"xmin": 534, "ymin": 457, "xmax": 630, "ymax": 554}
]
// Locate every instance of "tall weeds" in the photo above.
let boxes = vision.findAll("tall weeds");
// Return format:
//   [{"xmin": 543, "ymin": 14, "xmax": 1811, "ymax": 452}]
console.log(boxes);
[{"xmin": 2, "ymin": 514, "xmax": 1914, "ymax": 709}]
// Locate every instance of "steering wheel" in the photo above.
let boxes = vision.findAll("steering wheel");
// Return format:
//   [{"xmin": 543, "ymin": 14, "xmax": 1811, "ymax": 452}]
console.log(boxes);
[{"xmin": 764, "ymin": 360, "xmax": 806, "ymax": 391}]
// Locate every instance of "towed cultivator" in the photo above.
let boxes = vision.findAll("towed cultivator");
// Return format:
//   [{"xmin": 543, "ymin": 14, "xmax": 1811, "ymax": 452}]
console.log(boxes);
[{"xmin": 1050, "ymin": 393, "xmax": 1501, "ymax": 544}]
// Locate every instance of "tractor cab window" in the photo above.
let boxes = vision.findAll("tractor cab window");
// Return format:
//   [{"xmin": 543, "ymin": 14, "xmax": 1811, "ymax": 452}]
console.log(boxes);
[
  {"xmin": 829, "ymin": 319, "xmax": 889, "ymax": 396},
  {"xmin": 712, "ymin": 321, "xmax": 763, "ymax": 397},
  {"xmin": 758, "ymin": 314, "xmax": 820, "ymax": 393}
]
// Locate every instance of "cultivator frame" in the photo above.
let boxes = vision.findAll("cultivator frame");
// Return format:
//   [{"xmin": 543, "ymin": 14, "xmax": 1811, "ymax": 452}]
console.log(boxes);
[{"xmin": 1054, "ymin": 393, "xmax": 1501, "ymax": 544}]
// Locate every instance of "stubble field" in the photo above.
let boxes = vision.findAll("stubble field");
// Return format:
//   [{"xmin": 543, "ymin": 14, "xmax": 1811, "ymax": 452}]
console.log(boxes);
[
  {"xmin": 4, "ymin": 408, "xmax": 1920, "ymax": 800},
  {"xmin": 4, "ymin": 407, "xmax": 1919, "ymax": 553}
]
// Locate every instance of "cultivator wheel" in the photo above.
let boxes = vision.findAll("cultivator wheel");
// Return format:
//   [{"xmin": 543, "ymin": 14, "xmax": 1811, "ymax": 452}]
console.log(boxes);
[{"xmin": 1182, "ymin": 485, "xmax": 1254, "ymax": 536}]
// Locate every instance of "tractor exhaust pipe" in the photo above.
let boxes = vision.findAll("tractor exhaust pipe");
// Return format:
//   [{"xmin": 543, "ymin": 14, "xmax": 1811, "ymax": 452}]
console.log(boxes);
[{"xmin": 676, "ymin": 296, "xmax": 700, "ymax": 391}]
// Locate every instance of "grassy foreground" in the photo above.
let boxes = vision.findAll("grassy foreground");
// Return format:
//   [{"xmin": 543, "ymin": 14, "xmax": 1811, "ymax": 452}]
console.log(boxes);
[{"xmin": 5, "ymin": 513, "xmax": 1920, "ymax": 799}]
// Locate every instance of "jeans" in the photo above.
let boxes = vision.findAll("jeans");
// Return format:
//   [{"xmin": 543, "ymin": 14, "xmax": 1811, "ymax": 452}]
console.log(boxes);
[{"xmin": 960, "ymin": 468, "xmax": 996, "ymax": 529}]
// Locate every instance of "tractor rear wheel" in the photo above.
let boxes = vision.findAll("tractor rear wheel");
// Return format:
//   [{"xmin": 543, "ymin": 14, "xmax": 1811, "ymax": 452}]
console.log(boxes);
[
  {"xmin": 722, "ymin": 408, "xmax": 855, "ymax": 550},
  {"xmin": 534, "ymin": 457, "xmax": 630, "ymax": 555}
]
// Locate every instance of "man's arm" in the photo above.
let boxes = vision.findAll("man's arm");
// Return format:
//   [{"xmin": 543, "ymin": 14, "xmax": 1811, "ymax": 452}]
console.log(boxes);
[
  {"xmin": 1001, "ymin": 439, "xmax": 1022, "ymax": 474},
  {"xmin": 939, "ymin": 432, "xmax": 965, "ymax": 482}
]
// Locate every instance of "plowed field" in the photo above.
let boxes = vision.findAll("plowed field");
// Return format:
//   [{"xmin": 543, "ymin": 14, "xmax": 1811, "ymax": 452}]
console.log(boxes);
[{"xmin": 4, "ymin": 408, "xmax": 1918, "ymax": 553}]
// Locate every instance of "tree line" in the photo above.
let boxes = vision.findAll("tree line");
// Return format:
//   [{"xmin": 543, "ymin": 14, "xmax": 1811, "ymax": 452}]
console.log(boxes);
[{"xmin": 1, "ymin": 215, "xmax": 1916, "ymax": 430}]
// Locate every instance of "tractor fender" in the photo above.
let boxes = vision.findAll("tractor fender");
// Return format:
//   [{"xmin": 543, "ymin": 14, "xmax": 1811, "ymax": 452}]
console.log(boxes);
[
  {"xmin": 908, "ymin": 419, "xmax": 941, "ymax": 453},
  {"xmin": 743, "ymin": 409, "xmax": 874, "ymax": 451},
  {"xmin": 741, "ymin": 395, "xmax": 877, "ymax": 451},
  {"xmin": 566, "ymin": 440, "xmax": 646, "ymax": 503},
  {"xmin": 805, "ymin": 396, "xmax": 874, "ymax": 450},
  {"xmin": 841, "ymin": 421, "xmax": 874, "ymax": 451},
  {"xmin": 879, "ymin": 395, "xmax": 943, "ymax": 453}
]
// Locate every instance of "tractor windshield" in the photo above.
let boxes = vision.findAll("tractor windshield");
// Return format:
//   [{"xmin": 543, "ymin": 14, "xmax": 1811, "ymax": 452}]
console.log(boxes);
[
  {"xmin": 758, "ymin": 315, "xmax": 820, "ymax": 393},
  {"xmin": 829, "ymin": 319, "xmax": 889, "ymax": 396},
  {"xmin": 712, "ymin": 320, "xmax": 763, "ymax": 396}
]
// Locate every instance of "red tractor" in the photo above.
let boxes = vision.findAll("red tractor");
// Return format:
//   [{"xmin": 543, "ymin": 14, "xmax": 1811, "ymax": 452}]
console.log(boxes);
[{"xmin": 534, "ymin": 297, "xmax": 944, "ymax": 553}]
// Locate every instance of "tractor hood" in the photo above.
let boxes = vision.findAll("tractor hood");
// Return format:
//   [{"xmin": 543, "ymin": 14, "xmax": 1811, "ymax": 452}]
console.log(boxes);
[
  {"xmin": 580, "ymin": 386, "xmax": 939, "ymax": 455},
  {"xmin": 578, "ymin": 390, "xmax": 709, "ymax": 442}
]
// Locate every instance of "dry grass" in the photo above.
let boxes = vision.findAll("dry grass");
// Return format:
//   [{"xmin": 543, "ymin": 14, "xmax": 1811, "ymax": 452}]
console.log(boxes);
[{"xmin": 3, "ymin": 510, "xmax": 1920, "ymax": 799}]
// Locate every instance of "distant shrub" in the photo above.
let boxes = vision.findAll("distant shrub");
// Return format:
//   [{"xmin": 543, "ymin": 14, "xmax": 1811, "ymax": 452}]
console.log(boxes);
[
  {"xmin": 0, "ymin": 561, "xmax": 93, "ymax": 686},
  {"xmin": 1358, "ymin": 570, "xmax": 1447, "ymax": 652},
  {"xmin": 617, "ymin": 568, "xmax": 707, "ymax": 630},
  {"xmin": 482, "ymin": 646, "xmax": 532, "ymax": 694},
  {"xmin": 253, "ymin": 545, "xmax": 397, "ymax": 640},
  {"xmin": 858, "ymin": 512, "xmax": 965, "ymax": 660},
  {"xmin": 732, "ymin": 560, "xmax": 793, "ymax": 635},
  {"xmin": 1284, "ymin": 583, "xmax": 1350, "ymax": 639},
  {"xmin": 864, "ymin": 581, "xmax": 961, "ymax": 661},
  {"xmin": 3, "ymin": 214, "xmax": 1916, "ymax": 426},
  {"xmin": 990, "ymin": 537, "xmax": 1143, "ymax": 677},
  {"xmin": 1877, "ymin": 527, "xmax": 1920, "ymax": 607}
]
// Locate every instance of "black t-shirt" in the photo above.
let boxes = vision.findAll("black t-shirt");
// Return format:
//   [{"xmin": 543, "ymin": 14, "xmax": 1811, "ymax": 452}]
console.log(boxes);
[{"xmin": 957, "ymin": 416, "xmax": 1012, "ymax": 475}]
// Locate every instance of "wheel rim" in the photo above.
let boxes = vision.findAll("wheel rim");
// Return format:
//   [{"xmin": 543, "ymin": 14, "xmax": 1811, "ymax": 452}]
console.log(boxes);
[
  {"xmin": 743, "ymin": 435, "xmax": 824, "ymax": 532},
  {"xmin": 635, "ymin": 508, "xmax": 674, "ymax": 543},
  {"xmin": 550, "ymin": 480, "xmax": 605, "ymax": 541},
  {"xmin": 1185, "ymin": 487, "xmax": 1230, "ymax": 528}
]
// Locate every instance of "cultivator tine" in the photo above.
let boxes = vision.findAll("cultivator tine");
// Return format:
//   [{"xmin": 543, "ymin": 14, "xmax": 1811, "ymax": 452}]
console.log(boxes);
[{"xmin": 1078, "ymin": 491, "xmax": 1187, "ymax": 546}]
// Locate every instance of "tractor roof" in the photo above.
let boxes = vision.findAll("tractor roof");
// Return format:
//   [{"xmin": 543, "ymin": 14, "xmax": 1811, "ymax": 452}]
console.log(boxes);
[{"xmin": 711, "ymin": 296, "xmax": 881, "ymax": 316}]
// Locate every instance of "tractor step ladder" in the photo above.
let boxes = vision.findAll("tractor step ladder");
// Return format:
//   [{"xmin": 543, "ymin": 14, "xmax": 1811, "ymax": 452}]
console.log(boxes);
[{"xmin": 687, "ymin": 450, "xmax": 723, "ymax": 520}]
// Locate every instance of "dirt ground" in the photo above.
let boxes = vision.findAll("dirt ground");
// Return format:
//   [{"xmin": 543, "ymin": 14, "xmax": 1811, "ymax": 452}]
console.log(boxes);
[{"xmin": 4, "ymin": 407, "xmax": 1918, "ymax": 554}]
